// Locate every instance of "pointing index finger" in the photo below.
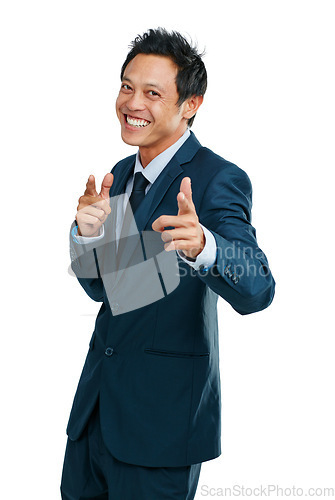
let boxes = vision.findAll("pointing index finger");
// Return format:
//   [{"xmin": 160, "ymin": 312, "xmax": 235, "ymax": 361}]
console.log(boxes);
[
  {"xmin": 180, "ymin": 177, "xmax": 192, "ymax": 201},
  {"xmin": 84, "ymin": 175, "xmax": 98, "ymax": 196}
]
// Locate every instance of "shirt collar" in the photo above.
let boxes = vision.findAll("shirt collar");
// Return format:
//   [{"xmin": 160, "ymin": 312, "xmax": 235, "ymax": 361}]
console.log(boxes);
[{"xmin": 133, "ymin": 128, "xmax": 191, "ymax": 185}]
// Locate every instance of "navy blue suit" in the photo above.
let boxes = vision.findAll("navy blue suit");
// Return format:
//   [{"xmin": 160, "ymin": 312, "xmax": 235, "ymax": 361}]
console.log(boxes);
[{"xmin": 66, "ymin": 131, "xmax": 275, "ymax": 468}]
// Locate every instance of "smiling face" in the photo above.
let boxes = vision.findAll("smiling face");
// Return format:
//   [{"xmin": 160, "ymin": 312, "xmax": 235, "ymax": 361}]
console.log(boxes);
[{"xmin": 116, "ymin": 54, "xmax": 199, "ymax": 166}]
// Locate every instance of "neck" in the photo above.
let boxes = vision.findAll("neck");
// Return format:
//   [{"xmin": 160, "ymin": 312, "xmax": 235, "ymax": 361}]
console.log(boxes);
[{"xmin": 139, "ymin": 128, "xmax": 187, "ymax": 168}]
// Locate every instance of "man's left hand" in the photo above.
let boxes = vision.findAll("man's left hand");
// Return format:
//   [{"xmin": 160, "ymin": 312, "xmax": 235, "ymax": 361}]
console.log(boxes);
[{"xmin": 152, "ymin": 177, "xmax": 205, "ymax": 259}]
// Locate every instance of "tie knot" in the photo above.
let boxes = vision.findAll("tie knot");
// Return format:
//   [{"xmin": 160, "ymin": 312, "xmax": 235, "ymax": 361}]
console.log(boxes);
[
  {"xmin": 132, "ymin": 172, "xmax": 149, "ymax": 192},
  {"xmin": 128, "ymin": 171, "xmax": 150, "ymax": 214}
]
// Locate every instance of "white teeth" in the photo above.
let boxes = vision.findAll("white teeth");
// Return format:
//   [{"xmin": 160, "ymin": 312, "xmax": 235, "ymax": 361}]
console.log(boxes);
[{"xmin": 126, "ymin": 116, "xmax": 150, "ymax": 127}]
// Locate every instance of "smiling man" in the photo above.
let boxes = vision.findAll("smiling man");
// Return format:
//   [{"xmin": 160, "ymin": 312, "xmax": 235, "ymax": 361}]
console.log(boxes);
[
  {"xmin": 61, "ymin": 28, "xmax": 275, "ymax": 500},
  {"xmin": 116, "ymin": 53, "xmax": 202, "ymax": 167}
]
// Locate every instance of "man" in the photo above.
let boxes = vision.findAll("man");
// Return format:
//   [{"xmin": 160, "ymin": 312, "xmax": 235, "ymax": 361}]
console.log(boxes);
[{"xmin": 61, "ymin": 28, "xmax": 275, "ymax": 500}]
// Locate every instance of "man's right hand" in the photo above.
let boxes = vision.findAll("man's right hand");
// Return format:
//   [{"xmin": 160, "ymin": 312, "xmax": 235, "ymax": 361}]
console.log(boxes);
[{"xmin": 76, "ymin": 173, "xmax": 114, "ymax": 237}]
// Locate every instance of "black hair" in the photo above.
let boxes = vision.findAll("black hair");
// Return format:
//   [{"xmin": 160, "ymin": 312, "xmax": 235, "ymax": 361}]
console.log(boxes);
[{"xmin": 120, "ymin": 28, "xmax": 207, "ymax": 127}]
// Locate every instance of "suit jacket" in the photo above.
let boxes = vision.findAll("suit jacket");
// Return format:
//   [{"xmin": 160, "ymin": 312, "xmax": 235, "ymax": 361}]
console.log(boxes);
[{"xmin": 67, "ymin": 131, "xmax": 275, "ymax": 467}]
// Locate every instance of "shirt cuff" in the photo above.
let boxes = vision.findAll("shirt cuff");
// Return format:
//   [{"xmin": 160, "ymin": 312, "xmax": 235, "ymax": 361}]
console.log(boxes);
[
  {"xmin": 72, "ymin": 225, "xmax": 105, "ymax": 244},
  {"xmin": 177, "ymin": 224, "xmax": 217, "ymax": 271}
]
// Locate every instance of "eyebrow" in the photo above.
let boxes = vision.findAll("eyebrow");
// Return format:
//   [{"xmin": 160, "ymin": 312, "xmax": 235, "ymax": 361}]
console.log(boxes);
[{"xmin": 122, "ymin": 77, "xmax": 166, "ymax": 93}]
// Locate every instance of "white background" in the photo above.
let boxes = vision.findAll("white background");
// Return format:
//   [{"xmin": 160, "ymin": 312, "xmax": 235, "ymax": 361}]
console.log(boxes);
[{"xmin": 1, "ymin": 1, "xmax": 334, "ymax": 498}]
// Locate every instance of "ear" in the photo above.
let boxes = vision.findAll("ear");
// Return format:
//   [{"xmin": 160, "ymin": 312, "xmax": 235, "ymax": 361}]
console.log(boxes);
[{"xmin": 182, "ymin": 95, "xmax": 204, "ymax": 121}]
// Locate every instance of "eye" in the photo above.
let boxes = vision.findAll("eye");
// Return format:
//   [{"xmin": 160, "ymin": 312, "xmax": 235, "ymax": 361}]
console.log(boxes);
[
  {"xmin": 121, "ymin": 84, "xmax": 132, "ymax": 92},
  {"xmin": 148, "ymin": 90, "xmax": 160, "ymax": 97}
]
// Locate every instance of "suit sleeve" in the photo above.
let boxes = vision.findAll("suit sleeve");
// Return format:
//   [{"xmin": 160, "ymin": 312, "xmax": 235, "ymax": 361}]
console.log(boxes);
[
  {"xmin": 196, "ymin": 165, "xmax": 275, "ymax": 315},
  {"xmin": 69, "ymin": 220, "xmax": 104, "ymax": 302}
]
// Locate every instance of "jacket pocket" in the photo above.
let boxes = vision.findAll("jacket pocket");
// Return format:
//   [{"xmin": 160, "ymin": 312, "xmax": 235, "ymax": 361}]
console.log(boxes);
[{"xmin": 144, "ymin": 348, "xmax": 209, "ymax": 359}]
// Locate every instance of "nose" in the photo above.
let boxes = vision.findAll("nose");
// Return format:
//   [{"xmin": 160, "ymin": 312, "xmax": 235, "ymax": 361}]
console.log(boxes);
[{"xmin": 125, "ymin": 91, "xmax": 146, "ymax": 112}]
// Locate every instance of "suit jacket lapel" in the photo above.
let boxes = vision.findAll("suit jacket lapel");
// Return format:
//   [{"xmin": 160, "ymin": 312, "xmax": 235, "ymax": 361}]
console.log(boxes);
[
  {"xmin": 109, "ymin": 156, "xmax": 135, "ymax": 198},
  {"xmin": 134, "ymin": 157, "xmax": 183, "ymax": 234},
  {"xmin": 136, "ymin": 131, "xmax": 202, "ymax": 234}
]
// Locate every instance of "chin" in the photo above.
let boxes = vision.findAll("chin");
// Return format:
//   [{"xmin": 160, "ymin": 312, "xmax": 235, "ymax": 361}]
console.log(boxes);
[{"xmin": 121, "ymin": 132, "xmax": 142, "ymax": 147}]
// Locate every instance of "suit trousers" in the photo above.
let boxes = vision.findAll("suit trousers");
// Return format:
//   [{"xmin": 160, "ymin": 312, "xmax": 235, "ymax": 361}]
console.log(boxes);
[{"xmin": 60, "ymin": 398, "xmax": 202, "ymax": 500}]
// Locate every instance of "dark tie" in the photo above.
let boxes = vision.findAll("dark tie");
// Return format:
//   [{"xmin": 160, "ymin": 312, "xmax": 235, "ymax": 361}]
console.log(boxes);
[
  {"xmin": 129, "ymin": 172, "xmax": 150, "ymax": 214},
  {"xmin": 116, "ymin": 171, "xmax": 150, "ymax": 266}
]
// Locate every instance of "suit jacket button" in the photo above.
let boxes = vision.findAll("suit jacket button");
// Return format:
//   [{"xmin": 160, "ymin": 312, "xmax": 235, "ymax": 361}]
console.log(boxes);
[
  {"xmin": 105, "ymin": 347, "xmax": 114, "ymax": 356},
  {"xmin": 224, "ymin": 265, "xmax": 232, "ymax": 277}
]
